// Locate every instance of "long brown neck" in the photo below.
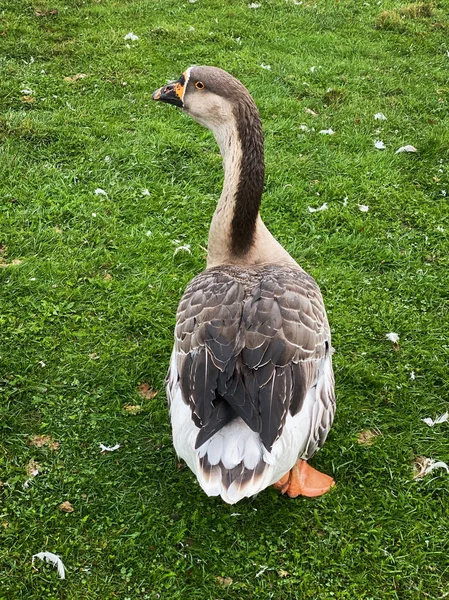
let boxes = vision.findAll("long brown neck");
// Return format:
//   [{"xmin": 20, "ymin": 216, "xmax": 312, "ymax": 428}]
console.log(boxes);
[
  {"xmin": 230, "ymin": 101, "xmax": 264, "ymax": 254},
  {"xmin": 207, "ymin": 99, "xmax": 264, "ymax": 266}
]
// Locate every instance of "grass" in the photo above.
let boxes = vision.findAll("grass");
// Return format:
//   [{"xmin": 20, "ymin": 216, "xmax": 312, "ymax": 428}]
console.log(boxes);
[
  {"xmin": 377, "ymin": 2, "xmax": 435, "ymax": 31},
  {"xmin": 0, "ymin": 0, "xmax": 448, "ymax": 598}
]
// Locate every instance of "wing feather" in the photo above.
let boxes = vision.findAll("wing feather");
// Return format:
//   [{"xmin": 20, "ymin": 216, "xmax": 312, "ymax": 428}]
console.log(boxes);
[{"xmin": 172, "ymin": 264, "xmax": 334, "ymax": 454}]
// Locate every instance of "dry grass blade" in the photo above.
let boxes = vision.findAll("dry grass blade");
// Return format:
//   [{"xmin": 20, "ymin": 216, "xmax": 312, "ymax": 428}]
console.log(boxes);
[
  {"xmin": 123, "ymin": 404, "xmax": 143, "ymax": 415},
  {"xmin": 0, "ymin": 258, "xmax": 23, "ymax": 268},
  {"xmin": 357, "ymin": 428, "xmax": 381, "ymax": 446},
  {"xmin": 216, "ymin": 576, "xmax": 233, "ymax": 586},
  {"xmin": 64, "ymin": 73, "xmax": 88, "ymax": 82},
  {"xmin": 399, "ymin": 2, "xmax": 433, "ymax": 18},
  {"xmin": 137, "ymin": 384, "xmax": 158, "ymax": 400},
  {"xmin": 278, "ymin": 569, "xmax": 289, "ymax": 578},
  {"xmin": 59, "ymin": 501, "xmax": 74, "ymax": 513},
  {"xmin": 29, "ymin": 435, "xmax": 59, "ymax": 451},
  {"xmin": 35, "ymin": 9, "xmax": 58, "ymax": 16},
  {"xmin": 377, "ymin": 3, "xmax": 433, "ymax": 31}
]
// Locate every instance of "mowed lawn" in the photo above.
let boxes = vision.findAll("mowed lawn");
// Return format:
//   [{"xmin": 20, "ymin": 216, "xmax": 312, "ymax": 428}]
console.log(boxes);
[{"xmin": 1, "ymin": 0, "xmax": 448, "ymax": 598}]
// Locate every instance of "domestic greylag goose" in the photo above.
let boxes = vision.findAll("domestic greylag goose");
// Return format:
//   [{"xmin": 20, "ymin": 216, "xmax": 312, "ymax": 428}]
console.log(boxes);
[{"xmin": 153, "ymin": 67, "xmax": 336, "ymax": 504}]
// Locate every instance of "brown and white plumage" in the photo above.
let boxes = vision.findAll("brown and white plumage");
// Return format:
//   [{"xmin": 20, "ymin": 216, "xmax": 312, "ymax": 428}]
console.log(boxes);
[{"xmin": 153, "ymin": 66, "xmax": 335, "ymax": 503}]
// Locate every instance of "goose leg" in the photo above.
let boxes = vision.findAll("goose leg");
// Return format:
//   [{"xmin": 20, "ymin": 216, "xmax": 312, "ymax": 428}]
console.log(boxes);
[{"xmin": 273, "ymin": 459, "xmax": 335, "ymax": 498}]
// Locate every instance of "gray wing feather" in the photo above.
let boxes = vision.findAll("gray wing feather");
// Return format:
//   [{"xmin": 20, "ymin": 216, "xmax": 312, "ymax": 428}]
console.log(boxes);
[{"xmin": 170, "ymin": 264, "xmax": 335, "ymax": 453}]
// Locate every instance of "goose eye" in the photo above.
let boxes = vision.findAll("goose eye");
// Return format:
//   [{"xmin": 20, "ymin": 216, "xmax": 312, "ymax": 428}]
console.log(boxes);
[{"xmin": 195, "ymin": 81, "xmax": 205, "ymax": 90}]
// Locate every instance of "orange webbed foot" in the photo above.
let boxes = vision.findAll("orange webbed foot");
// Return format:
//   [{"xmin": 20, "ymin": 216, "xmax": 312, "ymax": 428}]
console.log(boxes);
[{"xmin": 273, "ymin": 459, "xmax": 335, "ymax": 498}]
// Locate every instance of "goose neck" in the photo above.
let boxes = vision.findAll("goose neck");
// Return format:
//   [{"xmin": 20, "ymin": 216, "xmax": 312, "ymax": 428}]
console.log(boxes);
[{"xmin": 207, "ymin": 105, "xmax": 265, "ymax": 266}]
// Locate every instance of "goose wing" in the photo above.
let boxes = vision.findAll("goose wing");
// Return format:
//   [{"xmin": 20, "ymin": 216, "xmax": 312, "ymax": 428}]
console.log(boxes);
[{"xmin": 170, "ymin": 264, "xmax": 334, "ymax": 455}]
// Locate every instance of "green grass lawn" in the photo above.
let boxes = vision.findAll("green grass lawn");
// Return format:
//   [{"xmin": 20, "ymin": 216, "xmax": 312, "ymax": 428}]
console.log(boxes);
[{"xmin": 1, "ymin": 0, "xmax": 449, "ymax": 598}]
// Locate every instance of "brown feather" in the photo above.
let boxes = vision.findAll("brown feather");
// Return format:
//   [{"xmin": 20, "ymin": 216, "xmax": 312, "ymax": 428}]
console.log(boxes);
[{"xmin": 174, "ymin": 264, "xmax": 333, "ymax": 452}]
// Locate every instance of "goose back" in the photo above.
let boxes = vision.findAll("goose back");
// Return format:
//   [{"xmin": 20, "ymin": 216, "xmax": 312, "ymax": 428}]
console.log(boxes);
[{"xmin": 166, "ymin": 264, "xmax": 335, "ymax": 501}]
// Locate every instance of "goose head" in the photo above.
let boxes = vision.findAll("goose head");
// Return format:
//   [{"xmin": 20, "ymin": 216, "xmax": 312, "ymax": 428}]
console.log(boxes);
[
  {"xmin": 152, "ymin": 66, "xmax": 257, "ymax": 133},
  {"xmin": 153, "ymin": 66, "xmax": 267, "ymax": 263}
]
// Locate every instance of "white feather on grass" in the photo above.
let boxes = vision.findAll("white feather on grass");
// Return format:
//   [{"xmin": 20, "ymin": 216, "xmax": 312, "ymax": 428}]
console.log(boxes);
[
  {"xmin": 99, "ymin": 443, "xmax": 120, "ymax": 452},
  {"xmin": 422, "ymin": 412, "xmax": 449, "ymax": 427},
  {"xmin": 173, "ymin": 244, "xmax": 191, "ymax": 256},
  {"xmin": 32, "ymin": 552, "xmax": 66, "ymax": 579},
  {"xmin": 396, "ymin": 145, "xmax": 418, "ymax": 154},
  {"xmin": 386, "ymin": 332, "xmax": 399, "ymax": 344},
  {"xmin": 414, "ymin": 457, "xmax": 449, "ymax": 479},
  {"xmin": 308, "ymin": 203, "xmax": 328, "ymax": 213},
  {"xmin": 124, "ymin": 32, "xmax": 139, "ymax": 41},
  {"xmin": 256, "ymin": 565, "xmax": 269, "ymax": 578}
]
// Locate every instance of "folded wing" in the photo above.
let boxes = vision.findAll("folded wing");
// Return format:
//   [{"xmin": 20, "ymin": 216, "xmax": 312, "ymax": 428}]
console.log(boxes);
[{"xmin": 170, "ymin": 264, "xmax": 334, "ymax": 457}]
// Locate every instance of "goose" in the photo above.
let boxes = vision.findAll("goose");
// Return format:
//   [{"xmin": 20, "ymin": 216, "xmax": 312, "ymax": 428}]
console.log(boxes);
[{"xmin": 153, "ymin": 66, "xmax": 336, "ymax": 504}]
